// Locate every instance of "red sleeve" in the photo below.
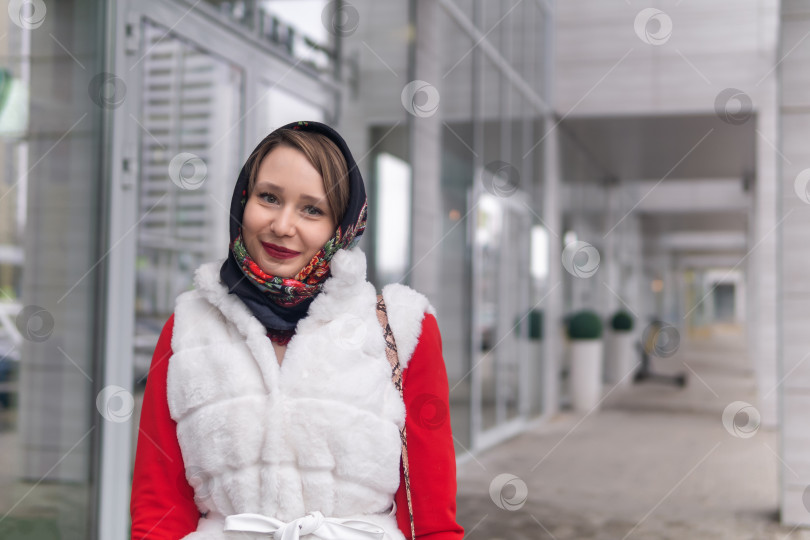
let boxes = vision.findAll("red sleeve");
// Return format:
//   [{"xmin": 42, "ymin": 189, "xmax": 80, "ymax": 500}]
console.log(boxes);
[
  {"xmin": 130, "ymin": 314, "xmax": 200, "ymax": 540},
  {"xmin": 394, "ymin": 314, "xmax": 465, "ymax": 539}
]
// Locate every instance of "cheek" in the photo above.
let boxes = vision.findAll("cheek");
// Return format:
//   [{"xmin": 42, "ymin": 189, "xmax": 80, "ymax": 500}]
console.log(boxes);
[
  {"xmin": 304, "ymin": 222, "xmax": 335, "ymax": 253},
  {"xmin": 241, "ymin": 201, "xmax": 262, "ymax": 237}
]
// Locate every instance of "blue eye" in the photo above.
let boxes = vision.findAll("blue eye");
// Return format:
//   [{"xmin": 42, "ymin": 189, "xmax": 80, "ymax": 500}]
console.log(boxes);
[
  {"xmin": 259, "ymin": 192, "xmax": 278, "ymax": 204},
  {"xmin": 304, "ymin": 206, "xmax": 324, "ymax": 216}
]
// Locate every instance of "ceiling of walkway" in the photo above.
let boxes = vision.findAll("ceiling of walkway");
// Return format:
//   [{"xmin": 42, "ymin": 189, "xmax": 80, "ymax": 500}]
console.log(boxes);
[
  {"xmin": 560, "ymin": 113, "xmax": 756, "ymax": 181},
  {"xmin": 560, "ymin": 113, "xmax": 755, "ymax": 268}
]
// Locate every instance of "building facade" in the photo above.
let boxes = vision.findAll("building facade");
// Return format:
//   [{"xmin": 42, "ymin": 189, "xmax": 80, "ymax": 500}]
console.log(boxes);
[{"xmin": 0, "ymin": 0, "xmax": 808, "ymax": 538}]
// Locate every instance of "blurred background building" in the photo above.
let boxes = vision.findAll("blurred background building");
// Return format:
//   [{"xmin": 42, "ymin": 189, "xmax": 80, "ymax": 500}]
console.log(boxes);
[{"xmin": 0, "ymin": 0, "xmax": 807, "ymax": 538}]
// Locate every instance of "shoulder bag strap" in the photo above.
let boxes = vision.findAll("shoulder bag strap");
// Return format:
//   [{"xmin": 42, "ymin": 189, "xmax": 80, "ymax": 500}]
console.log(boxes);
[{"xmin": 376, "ymin": 295, "xmax": 416, "ymax": 540}]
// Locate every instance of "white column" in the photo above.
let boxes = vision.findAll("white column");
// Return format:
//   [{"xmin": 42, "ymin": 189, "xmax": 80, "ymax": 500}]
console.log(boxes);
[
  {"xmin": 601, "ymin": 183, "xmax": 620, "ymax": 316},
  {"xmin": 777, "ymin": 3, "xmax": 810, "ymax": 526},
  {"xmin": 751, "ymin": 65, "xmax": 779, "ymax": 428},
  {"xmin": 408, "ymin": 0, "xmax": 443, "ymax": 302},
  {"xmin": 542, "ymin": 117, "xmax": 563, "ymax": 416}
]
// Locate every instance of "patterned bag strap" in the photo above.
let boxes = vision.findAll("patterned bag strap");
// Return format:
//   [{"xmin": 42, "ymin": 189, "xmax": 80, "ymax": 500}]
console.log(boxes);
[{"xmin": 376, "ymin": 295, "xmax": 416, "ymax": 540}]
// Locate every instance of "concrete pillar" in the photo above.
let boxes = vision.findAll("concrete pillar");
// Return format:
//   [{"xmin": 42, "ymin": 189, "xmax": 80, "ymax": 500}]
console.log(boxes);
[
  {"xmin": 734, "ymin": 271, "xmax": 746, "ymax": 326},
  {"xmin": 601, "ymin": 183, "xmax": 621, "ymax": 316},
  {"xmin": 408, "ymin": 0, "xmax": 443, "ymax": 302},
  {"xmin": 653, "ymin": 251, "xmax": 674, "ymax": 323},
  {"xmin": 777, "ymin": 3, "xmax": 810, "ymax": 526},
  {"xmin": 626, "ymin": 214, "xmax": 644, "ymax": 323},
  {"xmin": 542, "ymin": 117, "xmax": 563, "ymax": 416},
  {"xmin": 751, "ymin": 59, "xmax": 779, "ymax": 428}
]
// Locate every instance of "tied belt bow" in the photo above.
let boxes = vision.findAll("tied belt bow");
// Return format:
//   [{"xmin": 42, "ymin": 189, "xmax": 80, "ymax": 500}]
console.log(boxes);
[{"xmin": 223, "ymin": 511, "xmax": 386, "ymax": 540}]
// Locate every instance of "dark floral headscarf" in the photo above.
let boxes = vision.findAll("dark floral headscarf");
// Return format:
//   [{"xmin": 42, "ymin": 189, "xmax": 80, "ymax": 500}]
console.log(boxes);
[{"xmin": 219, "ymin": 121, "xmax": 368, "ymax": 333}]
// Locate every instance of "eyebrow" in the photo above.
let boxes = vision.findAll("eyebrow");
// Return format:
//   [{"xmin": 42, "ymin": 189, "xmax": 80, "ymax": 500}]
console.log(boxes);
[{"xmin": 254, "ymin": 181, "xmax": 328, "ymax": 206}]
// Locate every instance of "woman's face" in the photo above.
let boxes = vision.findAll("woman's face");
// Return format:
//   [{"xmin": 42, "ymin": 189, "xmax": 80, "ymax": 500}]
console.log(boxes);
[{"xmin": 242, "ymin": 145, "xmax": 336, "ymax": 279}]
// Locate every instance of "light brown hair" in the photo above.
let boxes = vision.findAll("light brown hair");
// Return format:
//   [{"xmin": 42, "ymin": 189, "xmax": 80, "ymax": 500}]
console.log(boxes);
[{"xmin": 247, "ymin": 129, "xmax": 350, "ymax": 225}]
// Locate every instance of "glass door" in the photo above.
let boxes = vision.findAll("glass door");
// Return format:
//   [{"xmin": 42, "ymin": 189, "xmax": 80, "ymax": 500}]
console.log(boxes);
[
  {"xmin": 99, "ymin": 1, "xmax": 340, "ymax": 537},
  {"xmin": 471, "ymin": 188, "xmax": 532, "ymax": 449},
  {"xmin": 129, "ymin": 18, "xmax": 244, "ymax": 398}
]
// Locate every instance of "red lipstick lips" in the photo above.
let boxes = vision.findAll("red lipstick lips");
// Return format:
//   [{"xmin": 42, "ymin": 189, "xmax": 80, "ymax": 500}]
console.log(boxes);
[{"xmin": 261, "ymin": 242, "xmax": 301, "ymax": 260}]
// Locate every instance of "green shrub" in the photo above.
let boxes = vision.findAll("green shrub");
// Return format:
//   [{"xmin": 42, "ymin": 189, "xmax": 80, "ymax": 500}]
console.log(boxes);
[
  {"xmin": 528, "ymin": 309, "xmax": 543, "ymax": 340},
  {"xmin": 610, "ymin": 311, "xmax": 634, "ymax": 332},
  {"xmin": 513, "ymin": 310, "xmax": 543, "ymax": 341},
  {"xmin": 567, "ymin": 310, "xmax": 603, "ymax": 340}
]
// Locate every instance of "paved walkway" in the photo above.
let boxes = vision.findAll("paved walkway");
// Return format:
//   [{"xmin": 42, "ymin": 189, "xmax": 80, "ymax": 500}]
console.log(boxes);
[{"xmin": 455, "ymin": 331, "xmax": 808, "ymax": 539}]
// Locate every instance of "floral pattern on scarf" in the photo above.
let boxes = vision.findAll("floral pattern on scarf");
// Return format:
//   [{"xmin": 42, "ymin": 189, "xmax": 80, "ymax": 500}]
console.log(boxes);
[{"xmin": 230, "ymin": 200, "xmax": 368, "ymax": 307}]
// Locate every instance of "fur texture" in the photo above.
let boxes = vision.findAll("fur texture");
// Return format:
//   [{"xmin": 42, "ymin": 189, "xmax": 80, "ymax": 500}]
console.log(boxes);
[{"xmin": 167, "ymin": 248, "xmax": 432, "ymax": 539}]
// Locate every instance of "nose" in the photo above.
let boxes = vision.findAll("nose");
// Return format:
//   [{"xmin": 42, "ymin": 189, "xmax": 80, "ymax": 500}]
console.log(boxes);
[{"xmin": 270, "ymin": 206, "xmax": 296, "ymax": 237}]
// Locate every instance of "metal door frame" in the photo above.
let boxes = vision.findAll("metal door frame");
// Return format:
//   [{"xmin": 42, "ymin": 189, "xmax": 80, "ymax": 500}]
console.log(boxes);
[{"xmin": 469, "ymin": 181, "xmax": 533, "ymax": 452}]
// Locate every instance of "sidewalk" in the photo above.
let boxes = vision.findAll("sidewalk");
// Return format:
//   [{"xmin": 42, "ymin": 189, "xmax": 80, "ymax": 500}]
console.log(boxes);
[{"xmin": 455, "ymin": 331, "xmax": 806, "ymax": 540}]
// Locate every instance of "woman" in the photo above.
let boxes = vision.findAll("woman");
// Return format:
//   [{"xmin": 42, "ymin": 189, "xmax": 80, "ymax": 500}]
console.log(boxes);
[{"xmin": 130, "ymin": 121, "xmax": 464, "ymax": 539}]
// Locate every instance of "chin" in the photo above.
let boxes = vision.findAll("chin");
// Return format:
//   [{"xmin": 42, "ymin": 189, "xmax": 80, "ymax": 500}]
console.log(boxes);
[{"xmin": 261, "ymin": 258, "xmax": 301, "ymax": 279}]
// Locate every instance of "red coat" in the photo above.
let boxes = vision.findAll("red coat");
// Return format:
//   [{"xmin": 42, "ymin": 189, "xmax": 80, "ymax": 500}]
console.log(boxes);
[{"xmin": 130, "ymin": 313, "xmax": 464, "ymax": 539}]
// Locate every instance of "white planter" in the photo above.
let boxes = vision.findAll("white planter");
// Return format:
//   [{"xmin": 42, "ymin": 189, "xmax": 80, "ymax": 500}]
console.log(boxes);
[
  {"xmin": 605, "ymin": 331, "xmax": 637, "ymax": 387},
  {"xmin": 569, "ymin": 339, "xmax": 604, "ymax": 412},
  {"xmin": 527, "ymin": 340, "xmax": 543, "ymax": 415}
]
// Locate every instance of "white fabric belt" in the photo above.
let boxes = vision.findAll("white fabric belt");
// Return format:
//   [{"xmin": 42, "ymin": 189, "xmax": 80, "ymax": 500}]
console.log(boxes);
[{"xmin": 223, "ymin": 511, "xmax": 385, "ymax": 540}]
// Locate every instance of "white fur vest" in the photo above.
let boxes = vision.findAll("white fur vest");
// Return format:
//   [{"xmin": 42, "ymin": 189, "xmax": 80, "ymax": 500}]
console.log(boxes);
[{"xmin": 166, "ymin": 248, "xmax": 434, "ymax": 539}]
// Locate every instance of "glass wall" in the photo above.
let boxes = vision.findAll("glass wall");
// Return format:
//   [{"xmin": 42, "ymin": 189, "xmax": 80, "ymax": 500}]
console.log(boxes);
[
  {"xmin": 122, "ymin": 5, "xmax": 338, "ymax": 538},
  {"xmin": 101, "ymin": 11, "xmax": 352, "ymax": 534},
  {"xmin": 443, "ymin": 1, "xmax": 549, "ymax": 447},
  {"xmin": 0, "ymin": 0, "xmax": 107, "ymax": 538},
  {"xmin": 130, "ymin": 19, "xmax": 245, "ymax": 441},
  {"xmin": 437, "ymin": 3, "xmax": 476, "ymax": 449},
  {"xmin": 344, "ymin": 0, "xmax": 552, "ymax": 450},
  {"xmin": 128, "ymin": 12, "xmax": 331, "ymax": 444},
  {"xmin": 0, "ymin": 0, "xmax": 555, "ymax": 535}
]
